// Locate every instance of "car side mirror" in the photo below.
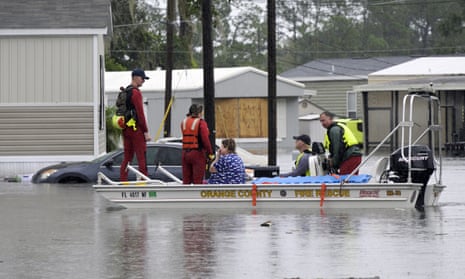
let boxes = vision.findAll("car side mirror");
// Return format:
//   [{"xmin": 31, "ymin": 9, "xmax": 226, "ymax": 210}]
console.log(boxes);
[{"xmin": 103, "ymin": 159, "xmax": 114, "ymax": 168}]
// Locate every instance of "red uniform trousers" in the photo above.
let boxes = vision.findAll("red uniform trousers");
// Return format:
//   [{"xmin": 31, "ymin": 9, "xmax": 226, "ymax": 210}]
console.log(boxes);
[
  {"xmin": 120, "ymin": 128, "xmax": 147, "ymax": 181},
  {"xmin": 339, "ymin": 155, "xmax": 362, "ymax": 175},
  {"xmin": 182, "ymin": 149, "xmax": 206, "ymax": 184}
]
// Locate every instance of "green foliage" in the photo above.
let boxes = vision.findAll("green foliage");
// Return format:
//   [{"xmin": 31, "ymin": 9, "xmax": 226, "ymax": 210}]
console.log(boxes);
[
  {"xmin": 107, "ymin": 0, "xmax": 464, "ymax": 73},
  {"xmin": 276, "ymin": 0, "xmax": 464, "ymax": 72},
  {"xmin": 436, "ymin": 0, "xmax": 465, "ymax": 53},
  {"xmin": 105, "ymin": 54, "xmax": 127, "ymax": 71},
  {"xmin": 108, "ymin": 0, "xmax": 165, "ymax": 70},
  {"xmin": 105, "ymin": 106, "xmax": 122, "ymax": 152},
  {"xmin": 214, "ymin": 1, "xmax": 267, "ymax": 69}
]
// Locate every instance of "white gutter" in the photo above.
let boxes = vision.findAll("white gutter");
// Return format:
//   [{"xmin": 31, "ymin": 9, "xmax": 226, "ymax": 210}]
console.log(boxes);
[{"xmin": 0, "ymin": 28, "xmax": 108, "ymax": 36}]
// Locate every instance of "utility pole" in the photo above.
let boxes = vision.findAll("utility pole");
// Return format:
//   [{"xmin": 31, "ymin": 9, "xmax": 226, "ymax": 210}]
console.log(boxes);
[
  {"xmin": 202, "ymin": 0, "xmax": 216, "ymax": 150},
  {"xmin": 267, "ymin": 0, "xmax": 277, "ymax": 166},
  {"xmin": 164, "ymin": 0, "xmax": 175, "ymax": 137}
]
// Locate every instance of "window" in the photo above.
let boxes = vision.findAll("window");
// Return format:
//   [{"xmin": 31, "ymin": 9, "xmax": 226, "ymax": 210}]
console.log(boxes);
[
  {"xmin": 112, "ymin": 153, "xmax": 124, "ymax": 165},
  {"xmin": 99, "ymin": 55, "xmax": 105, "ymax": 130},
  {"xmin": 155, "ymin": 147, "xmax": 182, "ymax": 165},
  {"xmin": 145, "ymin": 146, "xmax": 157, "ymax": 166},
  {"xmin": 111, "ymin": 146, "xmax": 182, "ymax": 167},
  {"xmin": 347, "ymin": 91, "xmax": 357, "ymax": 118}
]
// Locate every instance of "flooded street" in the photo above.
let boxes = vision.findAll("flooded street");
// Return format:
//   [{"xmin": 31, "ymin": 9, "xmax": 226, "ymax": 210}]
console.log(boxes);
[{"xmin": 1, "ymin": 157, "xmax": 465, "ymax": 279}]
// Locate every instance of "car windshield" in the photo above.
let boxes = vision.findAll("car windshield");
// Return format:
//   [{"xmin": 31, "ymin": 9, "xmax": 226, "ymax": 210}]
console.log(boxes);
[{"xmin": 90, "ymin": 150, "xmax": 121, "ymax": 163}]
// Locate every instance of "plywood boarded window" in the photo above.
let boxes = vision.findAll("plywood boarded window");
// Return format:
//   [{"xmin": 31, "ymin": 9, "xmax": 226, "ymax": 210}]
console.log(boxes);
[{"xmin": 215, "ymin": 98, "xmax": 268, "ymax": 138}]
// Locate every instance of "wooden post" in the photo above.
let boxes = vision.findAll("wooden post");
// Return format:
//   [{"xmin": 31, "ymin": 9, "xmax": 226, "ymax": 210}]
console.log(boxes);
[
  {"xmin": 202, "ymin": 0, "xmax": 215, "ymax": 146},
  {"xmin": 267, "ymin": 0, "xmax": 277, "ymax": 166},
  {"xmin": 164, "ymin": 0, "xmax": 175, "ymax": 137}
]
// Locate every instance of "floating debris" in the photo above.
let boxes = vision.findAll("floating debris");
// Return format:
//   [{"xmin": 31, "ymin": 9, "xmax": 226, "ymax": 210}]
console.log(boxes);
[
  {"xmin": 3, "ymin": 174, "xmax": 33, "ymax": 183},
  {"xmin": 4, "ymin": 176, "xmax": 21, "ymax": 183},
  {"xmin": 260, "ymin": 221, "xmax": 272, "ymax": 227}
]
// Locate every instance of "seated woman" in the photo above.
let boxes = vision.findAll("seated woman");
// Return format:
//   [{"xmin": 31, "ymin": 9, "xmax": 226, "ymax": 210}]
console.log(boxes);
[{"xmin": 208, "ymin": 138, "xmax": 246, "ymax": 184}]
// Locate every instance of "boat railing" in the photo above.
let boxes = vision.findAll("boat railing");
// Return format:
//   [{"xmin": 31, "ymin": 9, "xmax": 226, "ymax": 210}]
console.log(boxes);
[
  {"xmin": 342, "ymin": 91, "xmax": 443, "ymax": 186},
  {"xmin": 96, "ymin": 163, "xmax": 182, "ymax": 185},
  {"xmin": 400, "ymin": 93, "xmax": 442, "ymax": 184}
]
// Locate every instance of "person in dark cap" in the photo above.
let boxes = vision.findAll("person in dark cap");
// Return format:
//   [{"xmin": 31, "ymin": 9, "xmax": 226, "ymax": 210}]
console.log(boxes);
[
  {"xmin": 181, "ymin": 104, "xmax": 214, "ymax": 184},
  {"xmin": 132, "ymin": 68, "xmax": 150, "ymax": 80},
  {"xmin": 120, "ymin": 68, "xmax": 151, "ymax": 181},
  {"xmin": 281, "ymin": 134, "xmax": 313, "ymax": 177}
]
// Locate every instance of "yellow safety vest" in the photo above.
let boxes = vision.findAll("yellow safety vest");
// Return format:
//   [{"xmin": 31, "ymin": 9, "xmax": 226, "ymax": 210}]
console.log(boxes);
[
  {"xmin": 295, "ymin": 149, "xmax": 312, "ymax": 176},
  {"xmin": 324, "ymin": 122, "xmax": 359, "ymax": 151}
]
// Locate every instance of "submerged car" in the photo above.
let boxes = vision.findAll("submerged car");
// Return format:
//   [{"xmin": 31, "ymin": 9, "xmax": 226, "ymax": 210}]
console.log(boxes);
[
  {"xmin": 32, "ymin": 139, "xmax": 274, "ymax": 184},
  {"xmin": 32, "ymin": 143, "xmax": 183, "ymax": 184}
]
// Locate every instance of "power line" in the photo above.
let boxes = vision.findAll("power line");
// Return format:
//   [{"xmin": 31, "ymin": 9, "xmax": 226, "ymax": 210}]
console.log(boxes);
[
  {"xmin": 274, "ymin": 0, "xmax": 461, "ymax": 6},
  {"xmin": 277, "ymin": 57, "xmax": 369, "ymax": 80},
  {"xmin": 109, "ymin": 44, "xmax": 464, "ymax": 55},
  {"xmin": 367, "ymin": 0, "xmax": 461, "ymax": 6}
]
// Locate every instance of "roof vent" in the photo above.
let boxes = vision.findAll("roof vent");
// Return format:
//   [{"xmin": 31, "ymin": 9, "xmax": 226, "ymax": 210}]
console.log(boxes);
[{"xmin": 329, "ymin": 65, "xmax": 335, "ymax": 74}]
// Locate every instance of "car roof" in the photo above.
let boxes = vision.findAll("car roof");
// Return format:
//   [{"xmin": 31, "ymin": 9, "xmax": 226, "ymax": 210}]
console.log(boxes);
[{"xmin": 148, "ymin": 142, "xmax": 182, "ymax": 148}]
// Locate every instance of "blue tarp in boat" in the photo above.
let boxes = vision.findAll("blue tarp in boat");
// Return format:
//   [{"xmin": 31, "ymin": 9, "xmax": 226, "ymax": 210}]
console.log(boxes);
[{"xmin": 252, "ymin": 174, "xmax": 372, "ymax": 184}]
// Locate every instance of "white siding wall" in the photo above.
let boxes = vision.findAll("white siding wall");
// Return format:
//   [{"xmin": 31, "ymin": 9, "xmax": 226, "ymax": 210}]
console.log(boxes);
[
  {"xmin": 0, "ymin": 35, "xmax": 98, "ymax": 177},
  {"xmin": 0, "ymin": 105, "xmax": 94, "ymax": 156},
  {"xmin": 303, "ymin": 80, "xmax": 365, "ymax": 117},
  {"xmin": 0, "ymin": 36, "xmax": 93, "ymax": 103},
  {"xmin": 277, "ymin": 98, "xmax": 287, "ymax": 139}
]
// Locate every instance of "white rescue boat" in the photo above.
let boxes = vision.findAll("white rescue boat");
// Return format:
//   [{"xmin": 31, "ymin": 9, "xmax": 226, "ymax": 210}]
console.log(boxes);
[{"xmin": 94, "ymin": 90, "xmax": 446, "ymax": 209}]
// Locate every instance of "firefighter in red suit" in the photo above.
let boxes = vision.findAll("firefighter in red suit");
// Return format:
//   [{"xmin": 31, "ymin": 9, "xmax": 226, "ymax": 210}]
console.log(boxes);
[
  {"xmin": 120, "ymin": 69, "xmax": 151, "ymax": 181},
  {"xmin": 181, "ymin": 104, "xmax": 213, "ymax": 184}
]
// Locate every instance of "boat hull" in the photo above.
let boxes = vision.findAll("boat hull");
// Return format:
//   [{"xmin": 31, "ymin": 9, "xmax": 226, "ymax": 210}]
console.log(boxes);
[
  {"xmin": 424, "ymin": 183, "xmax": 446, "ymax": 206},
  {"xmin": 93, "ymin": 183, "xmax": 424, "ymax": 209}
]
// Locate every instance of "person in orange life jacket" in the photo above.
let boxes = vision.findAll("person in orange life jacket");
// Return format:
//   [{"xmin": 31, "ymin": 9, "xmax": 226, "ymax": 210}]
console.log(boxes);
[
  {"xmin": 320, "ymin": 111, "xmax": 362, "ymax": 175},
  {"xmin": 120, "ymin": 69, "xmax": 151, "ymax": 181},
  {"xmin": 181, "ymin": 104, "xmax": 214, "ymax": 184},
  {"xmin": 280, "ymin": 134, "xmax": 312, "ymax": 177}
]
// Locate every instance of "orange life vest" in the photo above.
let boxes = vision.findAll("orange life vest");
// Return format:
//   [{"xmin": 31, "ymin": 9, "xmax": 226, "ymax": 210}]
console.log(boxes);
[{"xmin": 181, "ymin": 116, "xmax": 201, "ymax": 149}]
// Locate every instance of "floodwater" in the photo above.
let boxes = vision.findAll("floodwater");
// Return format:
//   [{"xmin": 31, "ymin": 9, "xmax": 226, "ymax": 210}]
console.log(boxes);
[{"xmin": 1, "ymin": 158, "xmax": 465, "ymax": 279}]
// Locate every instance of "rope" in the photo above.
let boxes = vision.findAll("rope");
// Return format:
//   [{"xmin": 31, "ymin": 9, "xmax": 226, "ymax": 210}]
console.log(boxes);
[
  {"xmin": 154, "ymin": 96, "xmax": 174, "ymax": 142},
  {"xmin": 153, "ymin": 70, "xmax": 186, "ymax": 141}
]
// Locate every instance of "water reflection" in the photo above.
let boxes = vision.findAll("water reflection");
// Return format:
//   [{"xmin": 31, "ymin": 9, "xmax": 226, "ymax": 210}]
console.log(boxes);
[
  {"xmin": 182, "ymin": 215, "xmax": 215, "ymax": 278},
  {"xmin": 319, "ymin": 213, "xmax": 361, "ymax": 235},
  {"xmin": 1, "ymin": 161, "xmax": 465, "ymax": 279},
  {"xmin": 99, "ymin": 213, "xmax": 149, "ymax": 279},
  {"xmin": 62, "ymin": 203, "xmax": 465, "ymax": 278},
  {"xmin": 117, "ymin": 214, "xmax": 148, "ymax": 279}
]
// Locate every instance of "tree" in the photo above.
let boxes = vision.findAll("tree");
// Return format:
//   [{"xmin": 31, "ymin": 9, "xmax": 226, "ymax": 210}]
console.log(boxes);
[
  {"xmin": 107, "ymin": 0, "xmax": 165, "ymax": 70},
  {"xmin": 107, "ymin": 0, "xmax": 464, "ymax": 73},
  {"xmin": 436, "ymin": 0, "xmax": 465, "ymax": 53},
  {"xmin": 364, "ymin": 3, "xmax": 417, "ymax": 55},
  {"xmin": 214, "ymin": 1, "xmax": 268, "ymax": 69},
  {"xmin": 176, "ymin": 0, "xmax": 202, "ymax": 68}
]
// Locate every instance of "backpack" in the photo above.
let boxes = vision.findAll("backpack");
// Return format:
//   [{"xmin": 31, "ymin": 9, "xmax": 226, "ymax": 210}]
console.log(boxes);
[{"xmin": 112, "ymin": 85, "xmax": 136, "ymax": 129}]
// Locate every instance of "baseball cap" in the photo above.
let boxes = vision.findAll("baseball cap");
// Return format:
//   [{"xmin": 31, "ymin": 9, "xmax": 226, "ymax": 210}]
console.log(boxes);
[
  {"xmin": 293, "ymin": 134, "xmax": 311, "ymax": 145},
  {"xmin": 132, "ymin": 68, "xmax": 150, "ymax": 80}
]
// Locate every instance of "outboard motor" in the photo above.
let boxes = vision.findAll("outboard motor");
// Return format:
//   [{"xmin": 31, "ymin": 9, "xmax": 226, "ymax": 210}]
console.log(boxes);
[
  {"xmin": 311, "ymin": 141, "xmax": 325, "ymax": 156},
  {"xmin": 312, "ymin": 142, "xmax": 329, "ymax": 173},
  {"xmin": 389, "ymin": 145, "xmax": 435, "ymax": 209}
]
